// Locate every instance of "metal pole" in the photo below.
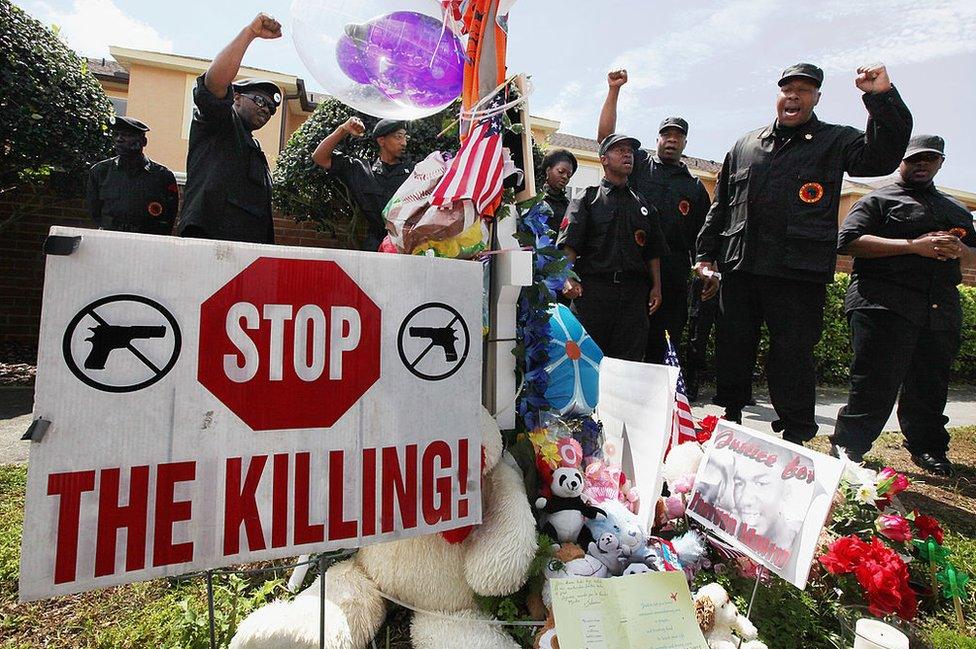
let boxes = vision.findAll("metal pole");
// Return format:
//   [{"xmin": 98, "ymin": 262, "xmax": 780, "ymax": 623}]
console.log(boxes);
[
  {"xmin": 319, "ymin": 554, "xmax": 327, "ymax": 649},
  {"xmin": 736, "ymin": 572, "xmax": 763, "ymax": 649},
  {"xmin": 206, "ymin": 569, "xmax": 217, "ymax": 649}
]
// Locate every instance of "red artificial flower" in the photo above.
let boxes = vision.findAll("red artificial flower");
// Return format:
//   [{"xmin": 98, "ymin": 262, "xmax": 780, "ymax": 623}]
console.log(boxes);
[
  {"xmin": 877, "ymin": 467, "xmax": 910, "ymax": 498},
  {"xmin": 854, "ymin": 538, "xmax": 918, "ymax": 620},
  {"xmin": 697, "ymin": 414, "xmax": 719, "ymax": 443},
  {"xmin": 819, "ymin": 535, "xmax": 868, "ymax": 574},
  {"xmin": 876, "ymin": 513, "xmax": 912, "ymax": 543},
  {"xmin": 913, "ymin": 512, "xmax": 944, "ymax": 544}
]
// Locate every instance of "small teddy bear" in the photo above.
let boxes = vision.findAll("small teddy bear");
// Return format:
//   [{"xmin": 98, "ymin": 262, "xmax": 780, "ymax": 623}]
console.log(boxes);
[
  {"xmin": 587, "ymin": 532, "xmax": 625, "ymax": 576},
  {"xmin": 694, "ymin": 583, "xmax": 768, "ymax": 649}
]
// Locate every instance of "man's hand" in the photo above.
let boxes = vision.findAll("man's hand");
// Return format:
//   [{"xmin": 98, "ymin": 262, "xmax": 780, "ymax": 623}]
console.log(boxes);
[
  {"xmin": 855, "ymin": 64, "xmax": 891, "ymax": 94},
  {"xmin": 249, "ymin": 13, "xmax": 282, "ymax": 40},
  {"xmin": 342, "ymin": 117, "xmax": 366, "ymax": 137},
  {"xmin": 608, "ymin": 69, "xmax": 628, "ymax": 88},
  {"xmin": 648, "ymin": 286, "xmax": 662, "ymax": 315},
  {"xmin": 694, "ymin": 261, "xmax": 720, "ymax": 300},
  {"xmin": 562, "ymin": 278, "xmax": 582, "ymax": 300},
  {"xmin": 909, "ymin": 232, "xmax": 958, "ymax": 261}
]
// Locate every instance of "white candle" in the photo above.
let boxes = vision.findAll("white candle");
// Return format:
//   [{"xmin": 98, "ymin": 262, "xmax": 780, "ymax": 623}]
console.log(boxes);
[{"xmin": 853, "ymin": 619, "xmax": 910, "ymax": 649}]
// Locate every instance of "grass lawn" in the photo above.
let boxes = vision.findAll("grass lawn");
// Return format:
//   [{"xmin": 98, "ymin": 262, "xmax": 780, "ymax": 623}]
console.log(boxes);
[{"xmin": 3, "ymin": 429, "xmax": 976, "ymax": 648}]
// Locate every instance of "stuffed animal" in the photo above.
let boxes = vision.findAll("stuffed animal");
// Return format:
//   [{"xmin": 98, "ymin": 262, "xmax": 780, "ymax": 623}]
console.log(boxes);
[
  {"xmin": 539, "ymin": 543, "xmax": 608, "ymax": 609},
  {"xmin": 662, "ymin": 441, "xmax": 704, "ymax": 495},
  {"xmin": 536, "ymin": 466, "xmax": 605, "ymax": 543},
  {"xmin": 587, "ymin": 532, "xmax": 625, "ymax": 576},
  {"xmin": 579, "ymin": 499, "xmax": 647, "ymax": 561},
  {"xmin": 694, "ymin": 583, "xmax": 768, "ymax": 649},
  {"xmin": 534, "ymin": 612, "xmax": 559, "ymax": 649},
  {"xmin": 230, "ymin": 408, "xmax": 538, "ymax": 649}
]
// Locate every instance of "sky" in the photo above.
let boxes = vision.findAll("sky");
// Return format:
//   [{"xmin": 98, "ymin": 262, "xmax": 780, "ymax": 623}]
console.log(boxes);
[{"xmin": 17, "ymin": 0, "xmax": 976, "ymax": 191}]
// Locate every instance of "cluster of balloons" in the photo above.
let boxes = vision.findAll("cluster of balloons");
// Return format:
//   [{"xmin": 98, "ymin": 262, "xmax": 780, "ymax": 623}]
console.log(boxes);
[{"xmin": 291, "ymin": 0, "xmax": 465, "ymax": 120}]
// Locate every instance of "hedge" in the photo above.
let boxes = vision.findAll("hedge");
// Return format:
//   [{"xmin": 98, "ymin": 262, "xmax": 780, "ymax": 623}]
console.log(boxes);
[{"xmin": 690, "ymin": 273, "xmax": 976, "ymax": 385}]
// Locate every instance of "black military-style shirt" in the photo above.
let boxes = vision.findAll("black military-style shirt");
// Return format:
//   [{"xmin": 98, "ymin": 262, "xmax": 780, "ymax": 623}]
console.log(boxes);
[
  {"xmin": 558, "ymin": 178, "xmax": 669, "ymax": 279},
  {"xmin": 838, "ymin": 180, "xmax": 976, "ymax": 330},
  {"xmin": 630, "ymin": 150, "xmax": 710, "ymax": 290},
  {"xmin": 87, "ymin": 156, "xmax": 179, "ymax": 234},
  {"xmin": 542, "ymin": 184, "xmax": 570, "ymax": 235},
  {"xmin": 177, "ymin": 75, "xmax": 275, "ymax": 244},
  {"xmin": 328, "ymin": 152, "xmax": 412, "ymax": 239},
  {"xmin": 698, "ymin": 87, "xmax": 912, "ymax": 284}
]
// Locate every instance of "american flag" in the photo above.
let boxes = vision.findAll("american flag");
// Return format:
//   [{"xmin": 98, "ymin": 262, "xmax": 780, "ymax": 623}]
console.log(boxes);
[
  {"xmin": 664, "ymin": 332, "xmax": 697, "ymax": 456},
  {"xmin": 431, "ymin": 89, "xmax": 506, "ymax": 216}
]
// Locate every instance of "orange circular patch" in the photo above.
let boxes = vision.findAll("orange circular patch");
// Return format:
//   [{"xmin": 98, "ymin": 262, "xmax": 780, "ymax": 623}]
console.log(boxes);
[
  {"xmin": 949, "ymin": 227, "xmax": 967, "ymax": 239},
  {"xmin": 565, "ymin": 340, "xmax": 582, "ymax": 361},
  {"xmin": 635, "ymin": 229, "xmax": 647, "ymax": 247},
  {"xmin": 678, "ymin": 199, "xmax": 691, "ymax": 216},
  {"xmin": 147, "ymin": 201, "xmax": 163, "ymax": 216},
  {"xmin": 799, "ymin": 182, "xmax": 824, "ymax": 204}
]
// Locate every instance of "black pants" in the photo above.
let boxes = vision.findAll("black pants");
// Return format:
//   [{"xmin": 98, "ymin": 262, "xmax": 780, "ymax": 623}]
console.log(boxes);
[
  {"xmin": 574, "ymin": 280, "xmax": 650, "ymax": 362},
  {"xmin": 646, "ymin": 282, "xmax": 689, "ymax": 364},
  {"xmin": 831, "ymin": 309, "xmax": 959, "ymax": 457},
  {"xmin": 685, "ymin": 276, "xmax": 719, "ymax": 381},
  {"xmin": 714, "ymin": 272, "xmax": 827, "ymax": 442}
]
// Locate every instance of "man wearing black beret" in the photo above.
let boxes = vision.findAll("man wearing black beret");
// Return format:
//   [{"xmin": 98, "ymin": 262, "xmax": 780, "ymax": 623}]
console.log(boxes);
[
  {"xmin": 86, "ymin": 116, "xmax": 179, "ymax": 234},
  {"xmin": 312, "ymin": 117, "xmax": 413, "ymax": 251},
  {"xmin": 177, "ymin": 12, "xmax": 283, "ymax": 244},
  {"xmin": 696, "ymin": 62, "xmax": 912, "ymax": 447}
]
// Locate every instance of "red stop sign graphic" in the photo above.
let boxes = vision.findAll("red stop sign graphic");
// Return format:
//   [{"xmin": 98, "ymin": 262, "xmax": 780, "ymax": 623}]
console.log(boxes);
[{"xmin": 198, "ymin": 257, "xmax": 381, "ymax": 431}]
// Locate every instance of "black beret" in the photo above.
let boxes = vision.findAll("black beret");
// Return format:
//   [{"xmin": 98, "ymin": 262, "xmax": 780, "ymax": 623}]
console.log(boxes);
[
  {"xmin": 373, "ymin": 119, "xmax": 408, "ymax": 138},
  {"xmin": 779, "ymin": 63, "xmax": 824, "ymax": 88},
  {"xmin": 232, "ymin": 79, "xmax": 282, "ymax": 106},
  {"xmin": 109, "ymin": 115, "xmax": 150, "ymax": 133}
]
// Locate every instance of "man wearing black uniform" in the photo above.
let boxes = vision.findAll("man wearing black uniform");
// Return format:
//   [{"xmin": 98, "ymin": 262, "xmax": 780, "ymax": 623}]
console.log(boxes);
[
  {"xmin": 696, "ymin": 62, "xmax": 912, "ymax": 445},
  {"xmin": 87, "ymin": 116, "xmax": 179, "ymax": 234},
  {"xmin": 312, "ymin": 117, "xmax": 413, "ymax": 251},
  {"xmin": 830, "ymin": 135, "xmax": 975, "ymax": 475},
  {"xmin": 177, "ymin": 12, "xmax": 283, "ymax": 244},
  {"xmin": 540, "ymin": 148, "xmax": 578, "ymax": 235},
  {"xmin": 558, "ymin": 134, "xmax": 668, "ymax": 362}
]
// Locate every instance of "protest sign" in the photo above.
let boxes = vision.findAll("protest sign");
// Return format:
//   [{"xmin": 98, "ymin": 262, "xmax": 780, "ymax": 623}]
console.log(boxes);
[
  {"xmin": 551, "ymin": 571, "xmax": 707, "ymax": 649},
  {"xmin": 686, "ymin": 421, "xmax": 844, "ymax": 589},
  {"xmin": 597, "ymin": 358, "xmax": 678, "ymax": 531},
  {"xmin": 20, "ymin": 228, "xmax": 483, "ymax": 601}
]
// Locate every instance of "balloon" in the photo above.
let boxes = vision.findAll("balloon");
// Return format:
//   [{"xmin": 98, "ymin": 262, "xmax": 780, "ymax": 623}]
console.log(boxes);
[
  {"xmin": 291, "ymin": 0, "xmax": 465, "ymax": 119},
  {"xmin": 544, "ymin": 304, "xmax": 603, "ymax": 416}
]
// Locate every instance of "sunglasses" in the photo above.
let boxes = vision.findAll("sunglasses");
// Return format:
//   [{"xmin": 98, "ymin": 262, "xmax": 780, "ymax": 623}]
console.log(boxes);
[{"xmin": 242, "ymin": 93, "xmax": 277, "ymax": 115}]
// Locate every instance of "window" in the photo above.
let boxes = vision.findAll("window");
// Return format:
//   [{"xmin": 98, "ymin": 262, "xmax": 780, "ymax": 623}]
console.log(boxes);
[{"xmin": 109, "ymin": 97, "xmax": 127, "ymax": 117}]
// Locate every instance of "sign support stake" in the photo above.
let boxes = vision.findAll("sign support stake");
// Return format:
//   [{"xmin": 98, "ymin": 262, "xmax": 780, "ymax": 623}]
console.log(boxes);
[
  {"xmin": 206, "ymin": 569, "xmax": 217, "ymax": 649},
  {"xmin": 21, "ymin": 417, "xmax": 50, "ymax": 442},
  {"xmin": 319, "ymin": 554, "xmax": 327, "ymax": 649}
]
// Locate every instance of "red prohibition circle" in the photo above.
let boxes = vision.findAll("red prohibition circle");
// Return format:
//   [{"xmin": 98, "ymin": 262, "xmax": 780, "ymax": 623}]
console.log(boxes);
[{"xmin": 799, "ymin": 182, "xmax": 824, "ymax": 204}]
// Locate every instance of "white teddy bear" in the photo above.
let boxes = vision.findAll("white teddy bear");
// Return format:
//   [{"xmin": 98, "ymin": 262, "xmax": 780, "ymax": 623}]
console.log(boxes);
[
  {"xmin": 230, "ymin": 408, "xmax": 538, "ymax": 649},
  {"xmin": 693, "ymin": 582, "xmax": 768, "ymax": 649}
]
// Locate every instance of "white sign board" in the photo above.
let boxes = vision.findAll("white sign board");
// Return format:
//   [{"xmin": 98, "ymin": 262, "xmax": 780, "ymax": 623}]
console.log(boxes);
[
  {"xmin": 597, "ymin": 358, "xmax": 678, "ymax": 532},
  {"xmin": 20, "ymin": 228, "xmax": 483, "ymax": 601},
  {"xmin": 686, "ymin": 421, "xmax": 844, "ymax": 589}
]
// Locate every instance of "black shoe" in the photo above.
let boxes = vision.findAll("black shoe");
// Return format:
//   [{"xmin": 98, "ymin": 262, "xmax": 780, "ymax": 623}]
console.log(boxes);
[
  {"xmin": 911, "ymin": 453, "xmax": 954, "ymax": 477},
  {"xmin": 686, "ymin": 381, "xmax": 700, "ymax": 402},
  {"xmin": 783, "ymin": 437, "xmax": 806, "ymax": 448},
  {"xmin": 771, "ymin": 419, "xmax": 785, "ymax": 433},
  {"xmin": 830, "ymin": 444, "xmax": 864, "ymax": 463},
  {"xmin": 746, "ymin": 397, "xmax": 758, "ymax": 406},
  {"xmin": 724, "ymin": 407, "xmax": 742, "ymax": 424}
]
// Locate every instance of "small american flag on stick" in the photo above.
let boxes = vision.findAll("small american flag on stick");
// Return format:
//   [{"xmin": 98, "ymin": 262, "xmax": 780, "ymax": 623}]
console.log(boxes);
[
  {"xmin": 430, "ymin": 88, "xmax": 506, "ymax": 216},
  {"xmin": 664, "ymin": 331, "xmax": 698, "ymax": 457}
]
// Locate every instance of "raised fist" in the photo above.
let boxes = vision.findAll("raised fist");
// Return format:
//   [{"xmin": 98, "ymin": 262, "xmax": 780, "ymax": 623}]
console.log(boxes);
[
  {"xmin": 608, "ymin": 69, "xmax": 628, "ymax": 88},
  {"xmin": 855, "ymin": 64, "xmax": 891, "ymax": 94},
  {"xmin": 249, "ymin": 13, "xmax": 282, "ymax": 39},
  {"xmin": 343, "ymin": 117, "xmax": 366, "ymax": 137}
]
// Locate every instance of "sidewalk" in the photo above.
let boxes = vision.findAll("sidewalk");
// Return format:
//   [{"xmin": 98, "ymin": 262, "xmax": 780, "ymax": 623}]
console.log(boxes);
[{"xmin": 2, "ymin": 384, "xmax": 975, "ymax": 465}]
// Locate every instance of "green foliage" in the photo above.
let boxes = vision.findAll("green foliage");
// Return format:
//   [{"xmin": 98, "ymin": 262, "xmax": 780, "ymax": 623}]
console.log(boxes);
[
  {"xmin": 177, "ymin": 573, "xmax": 285, "ymax": 647},
  {"xmin": 0, "ymin": 0, "xmax": 113, "ymax": 195},
  {"xmin": 272, "ymin": 97, "xmax": 461, "ymax": 245}
]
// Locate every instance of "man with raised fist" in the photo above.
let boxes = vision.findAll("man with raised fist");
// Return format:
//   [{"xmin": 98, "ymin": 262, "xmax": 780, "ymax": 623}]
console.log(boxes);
[
  {"xmin": 178, "ymin": 13, "xmax": 284, "ymax": 244},
  {"xmin": 695, "ymin": 63, "xmax": 912, "ymax": 446}
]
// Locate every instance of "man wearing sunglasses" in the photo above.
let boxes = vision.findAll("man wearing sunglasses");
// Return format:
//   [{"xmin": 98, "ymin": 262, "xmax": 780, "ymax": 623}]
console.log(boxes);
[
  {"xmin": 178, "ymin": 12, "xmax": 283, "ymax": 244},
  {"xmin": 312, "ymin": 117, "xmax": 413, "ymax": 251}
]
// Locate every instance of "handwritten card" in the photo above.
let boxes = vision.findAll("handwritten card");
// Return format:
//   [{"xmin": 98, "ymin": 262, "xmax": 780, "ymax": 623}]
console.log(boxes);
[{"xmin": 551, "ymin": 572, "xmax": 707, "ymax": 649}]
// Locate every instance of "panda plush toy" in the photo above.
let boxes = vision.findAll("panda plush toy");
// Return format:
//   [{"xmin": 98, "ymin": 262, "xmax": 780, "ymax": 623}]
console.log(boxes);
[{"xmin": 535, "ymin": 466, "xmax": 606, "ymax": 543}]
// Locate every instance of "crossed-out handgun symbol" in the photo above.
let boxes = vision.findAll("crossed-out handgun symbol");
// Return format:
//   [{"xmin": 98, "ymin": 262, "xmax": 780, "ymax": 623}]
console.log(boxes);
[
  {"xmin": 407, "ymin": 319, "xmax": 460, "ymax": 365},
  {"xmin": 83, "ymin": 311, "xmax": 167, "ymax": 373}
]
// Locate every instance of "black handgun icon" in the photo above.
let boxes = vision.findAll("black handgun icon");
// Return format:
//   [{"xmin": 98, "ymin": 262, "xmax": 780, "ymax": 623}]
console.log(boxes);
[
  {"xmin": 409, "ymin": 325, "xmax": 458, "ymax": 362},
  {"xmin": 84, "ymin": 324, "xmax": 166, "ymax": 369}
]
